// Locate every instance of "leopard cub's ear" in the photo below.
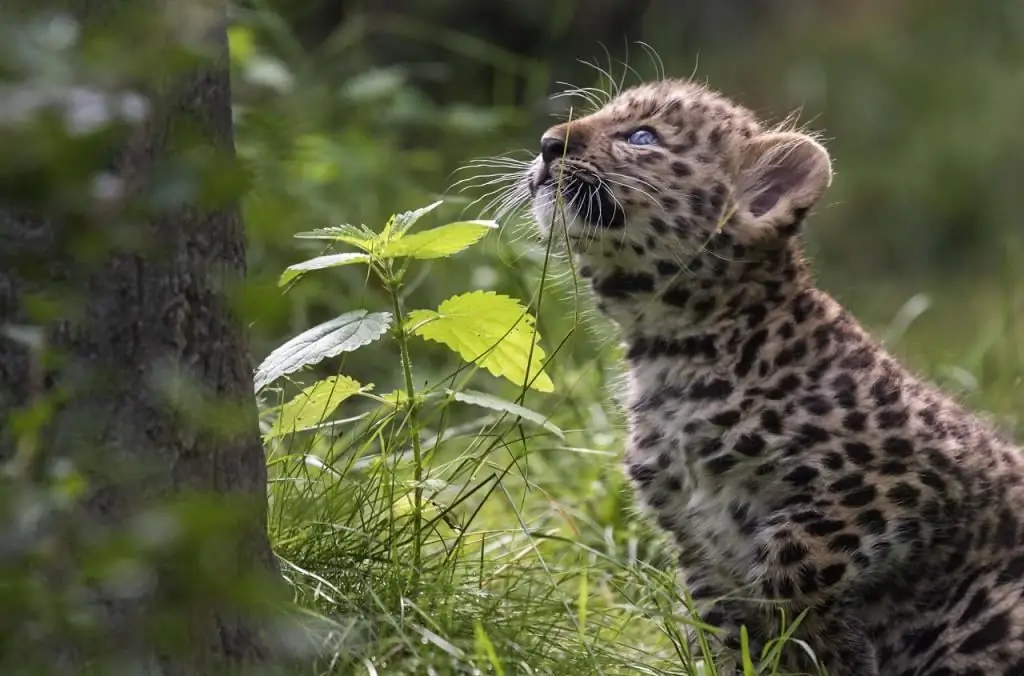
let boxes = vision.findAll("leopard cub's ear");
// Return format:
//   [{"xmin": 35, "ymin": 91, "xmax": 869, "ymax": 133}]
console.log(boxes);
[{"xmin": 735, "ymin": 131, "xmax": 832, "ymax": 237}]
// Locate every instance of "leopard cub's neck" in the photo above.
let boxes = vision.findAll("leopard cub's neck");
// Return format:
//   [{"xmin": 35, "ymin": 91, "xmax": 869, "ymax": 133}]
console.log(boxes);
[{"xmin": 576, "ymin": 236, "xmax": 820, "ymax": 363}]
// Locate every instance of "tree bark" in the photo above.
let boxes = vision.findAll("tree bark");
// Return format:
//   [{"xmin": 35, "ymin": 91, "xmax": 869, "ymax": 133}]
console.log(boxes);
[{"xmin": 0, "ymin": 2, "xmax": 282, "ymax": 674}]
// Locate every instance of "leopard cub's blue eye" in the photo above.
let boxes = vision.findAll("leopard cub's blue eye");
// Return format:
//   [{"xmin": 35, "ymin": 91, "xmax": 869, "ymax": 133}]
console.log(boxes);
[{"xmin": 626, "ymin": 128, "xmax": 658, "ymax": 146}]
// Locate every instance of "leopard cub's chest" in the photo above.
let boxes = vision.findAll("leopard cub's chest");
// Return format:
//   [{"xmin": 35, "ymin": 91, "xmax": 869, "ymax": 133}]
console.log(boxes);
[{"xmin": 623, "ymin": 395, "xmax": 768, "ymax": 570}]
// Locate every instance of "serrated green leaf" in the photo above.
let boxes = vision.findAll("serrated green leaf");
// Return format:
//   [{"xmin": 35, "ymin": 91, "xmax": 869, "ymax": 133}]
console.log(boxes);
[
  {"xmin": 390, "ymin": 200, "xmax": 444, "ymax": 235},
  {"xmin": 407, "ymin": 291, "xmax": 554, "ymax": 392},
  {"xmin": 278, "ymin": 252, "xmax": 371, "ymax": 286},
  {"xmin": 452, "ymin": 389, "xmax": 563, "ymax": 439},
  {"xmin": 379, "ymin": 220, "xmax": 496, "ymax": 260},
  {"xmin": 375, "ymin": 201, "xmax": 443, "ymax": 252},
  {"xmin": 254, "ymin": 310, "xmax": 392, "ymax": 392},
  {"xmin": 268, "ymin": 375, "xmax": 366, "ymax": 436},
  {"xmin": 290, "ymin": 202, "xmax": 483, "ymax": 263},
  {"xmin": 294, "ymin": 224, "xmax": 376, "ymax": 251}
]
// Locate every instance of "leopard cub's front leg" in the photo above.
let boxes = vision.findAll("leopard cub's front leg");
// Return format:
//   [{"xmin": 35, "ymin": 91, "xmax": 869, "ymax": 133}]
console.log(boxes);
[
  {"xmin": 683, "ymin": 554, "xmax": 878, "ymax": 676},
  {"xmin": 675, "ymin": 546, "xmax": 771, "ymax": 669}
]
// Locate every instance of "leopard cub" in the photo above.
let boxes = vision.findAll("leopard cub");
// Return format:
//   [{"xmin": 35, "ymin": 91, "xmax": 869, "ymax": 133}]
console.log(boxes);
[{"xmin": 517, "ymin": 79, "xmax": 1024, "ymax": 675}]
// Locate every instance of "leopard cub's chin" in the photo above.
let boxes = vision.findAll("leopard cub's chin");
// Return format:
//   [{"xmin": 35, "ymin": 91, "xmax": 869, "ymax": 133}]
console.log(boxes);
[{"xmin": 530, "ymin": 197, "xmax": 555, "ymax": 237}]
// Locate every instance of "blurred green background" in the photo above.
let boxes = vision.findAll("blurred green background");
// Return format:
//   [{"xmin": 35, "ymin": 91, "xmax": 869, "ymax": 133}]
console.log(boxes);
[{"xmin": 3, "ymin": 0, "xmax": 1023, "ymax": 673}]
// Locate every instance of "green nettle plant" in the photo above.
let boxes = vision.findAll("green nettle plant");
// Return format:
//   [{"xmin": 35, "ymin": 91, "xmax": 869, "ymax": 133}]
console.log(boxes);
[{"xmin": 255, "ymin": 201, "xmax": 563, "ymax": 591}]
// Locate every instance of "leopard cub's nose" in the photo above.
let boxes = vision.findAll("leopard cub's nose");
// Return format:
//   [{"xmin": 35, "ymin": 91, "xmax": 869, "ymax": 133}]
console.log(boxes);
[{"xmin": 540, "ymin": 134, "xmax": 566, "ymax": 165}]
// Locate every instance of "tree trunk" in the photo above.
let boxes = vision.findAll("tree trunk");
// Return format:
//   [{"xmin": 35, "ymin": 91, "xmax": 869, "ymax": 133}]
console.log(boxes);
[{"xmin": 0, "ymin": 2, "xmax": 283, "ymax": 674}]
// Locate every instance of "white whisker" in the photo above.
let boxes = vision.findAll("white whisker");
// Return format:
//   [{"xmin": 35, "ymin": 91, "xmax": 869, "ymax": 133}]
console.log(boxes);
[{"xmin": 450, "ymin": 172, "xmax": 521, "ymax": 190}]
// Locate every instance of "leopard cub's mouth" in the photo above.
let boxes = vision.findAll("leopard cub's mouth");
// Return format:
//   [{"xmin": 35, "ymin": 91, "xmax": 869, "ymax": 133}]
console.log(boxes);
[{"xmin": 528, "ymin": 158, "xmax": 625, "ymax": 233}]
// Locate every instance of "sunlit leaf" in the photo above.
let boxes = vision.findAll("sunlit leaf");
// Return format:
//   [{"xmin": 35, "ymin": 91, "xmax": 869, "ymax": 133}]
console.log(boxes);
[
  {"xmin": 375, "ymin": 200, "xmax": 443, "ymax": 250},
  {"xmin": 294, "ymin": 224, "xmax": 377, "ymax": 251},
  {"xmin": 452, "ymin": 389, "xmax": 563, "ymax": 439},
  {"xmin": 379, "ymin": 220, "xmax": 497, "ymax": 260},
  {"xmin": 278, "ymin": 252, "xmax": 370, "ymax": 286},
  {"xmin": 254, "ymin": 310, "xmax": 392, "ymax": 392},
  {"xmin": 268, "ymin": 375, "xmax": 366, "ymax": 436},
  {"xmin": 406, "ymin": 291, "xmax": 554, "ymax": 392},
  {"xmin": 390, "ymin": 200, "xmax": 444, "ymax": 235},
  {"xmin": 289, "ymin": 203, "xmax": 489, "ymax": 262}
]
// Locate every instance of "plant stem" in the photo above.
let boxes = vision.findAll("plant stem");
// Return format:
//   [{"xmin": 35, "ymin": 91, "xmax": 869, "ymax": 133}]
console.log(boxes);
[{"xmin": 387, "ymin": 269, "xmax": 424, "ymax": 592}]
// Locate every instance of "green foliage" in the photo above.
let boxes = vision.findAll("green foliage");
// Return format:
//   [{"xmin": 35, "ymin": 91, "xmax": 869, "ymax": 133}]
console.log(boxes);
[
  {"xmin": 407, "ymin": 291, "xmax": 554, "ymax": 393},
  {"xmin": 254, "ymin": 310, "xmax": 393, "ymax": 392},
  {"xmin": 290, "ymin": 202, "xmax": 497, "ymax": 261},
  {"xmin": 380, "ymin": 220, "xmax": 496, "ymax": 259},
  {"xmin": 452, "ymin": 389, "xmax": 564, "ymax": 440},
  {"xmin": 278, "ymin": 253, "xmax": 370, "ymax": 286},
  {"xmin": 269, "ymin": 375, "xmax": 367, "ymax": 437},
  {"xmin": 259, "ymin": 200, "xmax": 701, "ymax": 674},
  {"xmin": 259, "ymin": 200, "xmax": 551, "ymax": 398}
]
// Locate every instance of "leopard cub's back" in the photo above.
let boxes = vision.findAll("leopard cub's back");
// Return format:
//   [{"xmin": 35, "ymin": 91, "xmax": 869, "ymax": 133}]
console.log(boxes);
[{"xmin": 522, "ymin": 77, "xmax": 1024, "ymax": 673}]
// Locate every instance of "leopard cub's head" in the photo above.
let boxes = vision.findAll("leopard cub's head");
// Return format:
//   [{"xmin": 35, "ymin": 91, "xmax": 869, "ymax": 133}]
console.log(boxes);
[{"xmin": 528, "ymin": 79, "xmax": 833, "ymax": 278}]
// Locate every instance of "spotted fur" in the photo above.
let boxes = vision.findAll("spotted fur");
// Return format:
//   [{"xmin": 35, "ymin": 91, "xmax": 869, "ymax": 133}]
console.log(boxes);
[{"xmin": 517, "ymin": 79, "xmax": 1024, "ymax": 675}]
